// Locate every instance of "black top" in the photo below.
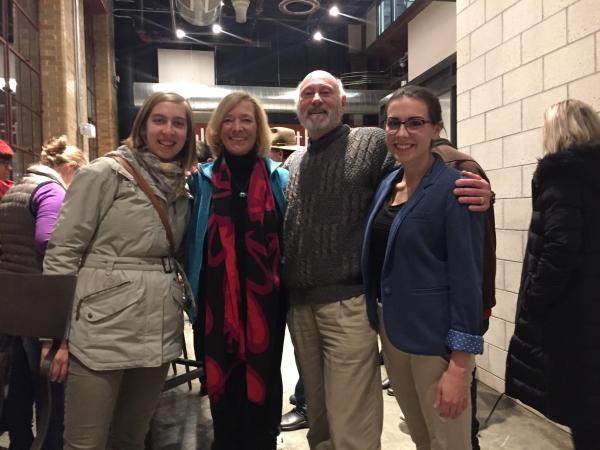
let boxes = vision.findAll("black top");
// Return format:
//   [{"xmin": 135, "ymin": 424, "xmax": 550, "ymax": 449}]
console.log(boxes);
[{"xmin": 371, "ymin": 197, "xmax": 405, "ymax": 301}]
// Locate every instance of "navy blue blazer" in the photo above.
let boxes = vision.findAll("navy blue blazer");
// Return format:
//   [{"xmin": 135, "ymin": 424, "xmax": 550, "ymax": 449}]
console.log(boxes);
[{"xmin": 362, "ymin": 153, "xmax": 484, "ymax": 356}]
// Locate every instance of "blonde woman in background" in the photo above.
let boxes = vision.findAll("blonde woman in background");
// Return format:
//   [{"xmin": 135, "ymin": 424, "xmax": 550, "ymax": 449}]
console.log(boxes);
[
  {"xmin": 42, "ymin": 92, "xmax": 196, "ymax": 450},
  {"xmin": 506, "ymin": 100, "xmax": 600, "ymax": 450},
  {"xmin": 0, "ymin": 136, "xmax": 86, "ymax": 450}
]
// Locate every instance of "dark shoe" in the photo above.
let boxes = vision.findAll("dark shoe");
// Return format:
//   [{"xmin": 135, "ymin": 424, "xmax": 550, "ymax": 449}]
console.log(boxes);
[
  {"xmin": 280, "ymin": 409, "xmax": 308, "ymax": 431},
  {"xmin": 289, "ymin": 394, "xmax": 296, "ymax": 405},
  {"xmin": 382, "ymin": 377, "xmax": 391, "ymax": 389},
  {"xmin": 387, "ymin": 387, "xmax": 394, "ymax": 396}
]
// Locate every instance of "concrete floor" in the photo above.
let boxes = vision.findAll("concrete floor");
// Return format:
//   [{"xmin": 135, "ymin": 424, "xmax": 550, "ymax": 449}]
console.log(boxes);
[
  {"xmin": 148, "ymin": 325, "xmax": 574, "ymax": 450},
  {"xmin": 0, "ymin": 325, "xmax": 574, "ymax": 449}
]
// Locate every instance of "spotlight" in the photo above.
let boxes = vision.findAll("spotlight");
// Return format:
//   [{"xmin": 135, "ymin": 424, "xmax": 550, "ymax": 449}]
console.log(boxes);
[
  {"xmin": 176, "ymin": 29, "xmax": 186, "ymax": 38},
  {"xmin": 314, "ymin": 31, "xmax": 323, "ymax": 41},
  {"xmin": 213, "ymin": 24, "xmax": 222, "ymax": 34},
  {"xmin": 330, "ymin": 6, "xmax": 339, "ymax": 16}
]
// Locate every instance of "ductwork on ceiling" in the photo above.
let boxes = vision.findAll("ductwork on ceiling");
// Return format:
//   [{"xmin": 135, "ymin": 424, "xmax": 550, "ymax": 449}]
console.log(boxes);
[
  {"xmin": 232, "ymin": 0, "xmax": 250, "ymax": 22},
  {"xmin": 177, "ymin": 0, "xmax": 221, "ymax": 26},
  {"xmin": 133, "ymin": 83, "xmax": 392, "ymax": 115}
]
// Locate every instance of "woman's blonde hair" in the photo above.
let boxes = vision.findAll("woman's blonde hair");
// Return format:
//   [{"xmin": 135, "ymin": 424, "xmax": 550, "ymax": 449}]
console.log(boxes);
[
  {"xmin": 41, "ymin": 136, "xmax": 87, "ymax": 168},
  {"xmin": 122, "ymin": 91, "xmax": 197, "ymax": 170},
  {"xmin": 206, "ymin": 91, "xmax": 272, "ymax": 158},
  {"xmin": 543, "ymin": 99, "xmax": 600, "ymax": 154}
]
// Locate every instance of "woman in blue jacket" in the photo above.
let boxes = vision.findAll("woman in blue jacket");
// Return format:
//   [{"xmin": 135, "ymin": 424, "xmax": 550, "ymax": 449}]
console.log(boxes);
[
  {"xmin": 362, "ymin": 85, "xmax": 484, "ymax": 449},
  {"xmin": 185, "ymin": 91, "xmax": 288, "ymax": 450}
]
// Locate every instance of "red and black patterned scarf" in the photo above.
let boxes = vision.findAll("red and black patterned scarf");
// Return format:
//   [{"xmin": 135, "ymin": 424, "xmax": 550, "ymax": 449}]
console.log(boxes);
[
  {"xmin": 0, "ymin": 180, "xmax": 14, "ymax": 199},
  {"xmin": 204, "ymin": 156, "xmax": 281, "ymax": 405}
]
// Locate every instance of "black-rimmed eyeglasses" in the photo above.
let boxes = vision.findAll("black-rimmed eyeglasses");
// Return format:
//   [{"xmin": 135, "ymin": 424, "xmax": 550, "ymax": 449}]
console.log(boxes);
[
  {"xmin": 382, "ymin": 118, "xmax": 433, "ymax": 134},
  {"xmin": 0, "ymin": 159, "xmax": 11, "ymax": 168}
]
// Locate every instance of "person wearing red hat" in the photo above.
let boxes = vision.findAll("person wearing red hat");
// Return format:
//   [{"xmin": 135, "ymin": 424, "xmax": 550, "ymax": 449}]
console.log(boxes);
[{"xmin": 0, "ymin": 140, "xmax": 14, "ymax": 199}]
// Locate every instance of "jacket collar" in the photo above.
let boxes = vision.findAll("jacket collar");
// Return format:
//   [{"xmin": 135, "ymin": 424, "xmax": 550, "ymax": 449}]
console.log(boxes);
[{"xmin": 200, "ymin": 156, "xmax": 281, "ymax": 180}]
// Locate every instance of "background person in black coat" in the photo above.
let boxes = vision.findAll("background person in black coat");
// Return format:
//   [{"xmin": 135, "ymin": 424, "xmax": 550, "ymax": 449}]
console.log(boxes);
[{"xmin": 505, "ymin": 99, "xmax": 600, "ymax": 450}]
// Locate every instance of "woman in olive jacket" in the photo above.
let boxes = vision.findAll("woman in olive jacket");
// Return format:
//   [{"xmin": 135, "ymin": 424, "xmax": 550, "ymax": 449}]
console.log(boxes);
[
  {"xmin": 42, "ymin": 92, "xmax": 196, "ymax": 450},
  {"xmin": 505, "ymin": 100, "xmax": 600, "ymax": 450}
]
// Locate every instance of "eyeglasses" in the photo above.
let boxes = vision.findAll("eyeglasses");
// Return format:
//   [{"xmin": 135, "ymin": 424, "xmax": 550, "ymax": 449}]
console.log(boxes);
[
  {"xmin": 0, "ymin": 159, "xmax": 11, "ymax": 168},
  {"xmin": 382, "ymin": 118, "xmax": 433, "ymax": 134}
]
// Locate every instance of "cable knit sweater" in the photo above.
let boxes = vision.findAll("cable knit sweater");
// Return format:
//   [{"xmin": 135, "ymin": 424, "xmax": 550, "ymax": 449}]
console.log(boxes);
[{"xmin": 284, "ymin": 124, "xmax": 395, "ymax": 305}]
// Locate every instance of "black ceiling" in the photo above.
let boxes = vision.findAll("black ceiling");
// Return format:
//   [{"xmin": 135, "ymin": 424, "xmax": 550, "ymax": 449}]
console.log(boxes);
[{"xmin": 114, "ymin": 0, "xmax": 375, "ymax": 45}]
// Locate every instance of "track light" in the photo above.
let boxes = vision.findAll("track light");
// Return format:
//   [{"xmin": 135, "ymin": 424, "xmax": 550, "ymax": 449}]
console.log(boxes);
[
  {"xmin": 314, "ymin": 31, "xmax": 323, "ymax": 41},
  {"xmin": 176, "ymin": 29, "xmax": 186, "ymax": 38},
  {"xmin": 330, "ymin": 6, "xmax": 339, "ymax": 16},
  {"xmin": 213, "ymin": 24, "xmax": 222, "ymax": 34}
]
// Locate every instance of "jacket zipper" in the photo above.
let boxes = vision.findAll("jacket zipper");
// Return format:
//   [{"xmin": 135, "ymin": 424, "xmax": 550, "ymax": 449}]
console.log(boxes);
[{"xmin": 75, "ymin": 280, "xmax": 133, "ymax": 321}]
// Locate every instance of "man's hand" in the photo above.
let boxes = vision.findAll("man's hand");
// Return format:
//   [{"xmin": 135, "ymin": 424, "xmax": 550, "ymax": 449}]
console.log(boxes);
[
  {"xmin": 41, "ymin": 340, "xmax": 69, "ymax": 383},
  {"xmin": 454, "ymin": 171, "xmax": 491, "ymax": 212}
]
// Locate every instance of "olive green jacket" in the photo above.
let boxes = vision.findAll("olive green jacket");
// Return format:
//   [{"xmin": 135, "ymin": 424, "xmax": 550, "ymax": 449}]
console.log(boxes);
[{"xmin": 43, "ymin": 146, "xmax": 191, "ymax": 370}]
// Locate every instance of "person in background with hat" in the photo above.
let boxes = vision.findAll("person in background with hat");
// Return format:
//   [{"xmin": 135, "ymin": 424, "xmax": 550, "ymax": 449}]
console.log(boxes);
[
  {"xmin": 269, "ymin": 127, "xmax": 301, "ymax": 164},
  {"xmin": 0, "ymin": 140, "xmax": 14, "ymax": 200}
]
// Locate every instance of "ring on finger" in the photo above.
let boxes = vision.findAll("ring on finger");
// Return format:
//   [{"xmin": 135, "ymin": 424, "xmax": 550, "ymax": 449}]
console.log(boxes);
[{"xmin": 479, "ymin": 196, "xmax": 484, "ymax": 205}]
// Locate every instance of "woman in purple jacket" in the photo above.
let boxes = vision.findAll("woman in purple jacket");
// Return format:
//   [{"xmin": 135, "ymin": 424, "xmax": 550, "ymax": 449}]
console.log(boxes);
[{"xmin": 0, "ymin": 136, "xmax": 86, "ymax": 450}]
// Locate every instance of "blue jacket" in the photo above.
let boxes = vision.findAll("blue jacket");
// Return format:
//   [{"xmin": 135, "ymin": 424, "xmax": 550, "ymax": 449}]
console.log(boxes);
[
  {"xmin": 362, "ymin": 153, "xmax": 484, "ymax": 356},
  {"xmin": 184, "ymin": 158, "xmax": 289, "ymax": 323}
]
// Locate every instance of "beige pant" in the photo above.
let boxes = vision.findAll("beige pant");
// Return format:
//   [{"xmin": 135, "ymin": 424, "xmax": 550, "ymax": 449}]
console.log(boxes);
[
  {"xmin": 378, "ymin": 304, "xmax": 474, "ymax": 450},
  {"xmin": 289, "ymin": 295, "xmax": 383, "ymax": 450},
  {"xmin": 64, "ymin": 354, "xmax": 170, "ymax": 450}
]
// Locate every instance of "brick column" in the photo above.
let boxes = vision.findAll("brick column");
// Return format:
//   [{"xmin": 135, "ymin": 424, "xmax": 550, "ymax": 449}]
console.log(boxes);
[
  {"xmin": 93, "ymin": 11, "xmax": 119, "ymax": 156},
  {"xmin": 39, "ymin": 0, "xmax": 88, "ymax": 154}
]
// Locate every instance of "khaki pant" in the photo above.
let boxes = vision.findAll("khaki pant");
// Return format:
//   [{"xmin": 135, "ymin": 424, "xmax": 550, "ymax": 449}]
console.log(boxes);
[
  {"xmin": 289, "ymin": 295, "xmax": 383, "ymax": 450},
  {"xmin": 378, "ymin": 304, "xmax": 474, "ymax": 450},
  {"xmin": 64, "ymin": 354, "xmax": 170, "ymax": 450}
]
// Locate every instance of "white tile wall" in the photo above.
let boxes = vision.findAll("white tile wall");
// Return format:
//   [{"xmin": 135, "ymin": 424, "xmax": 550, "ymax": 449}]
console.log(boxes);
[
  {"xmin": 569, "ymin": 72, "xmax": 600, "ymax": 111},
  {"xmin": 503, "ymin": 128, "xmax": 544, "ymax": 167},
  {"xmin": 486, "ymin": 0, "xmax": 520, "ymax": 20},
  {"xmin": 476, "ymin": 343, "xmax": 490, "ymax": 371},
  {"xmin": 485, "ymin": 36, "xmax": 521, "ymax": 80},
  {"xmin": 486, "ymin": 102, "xmax": 522, "ymax": 141},
  {"xmin": 522, "ymin": 9, "xmax": 567, "ymax": 63},
  {"xmin": 503, "ymin": 59, "xmax": 544, "ymax": 104},
  {"xmin": 567, "ymin": 0, "xmax": 600, "ymax": 42},
  {"xmin": 504, "ymin": 260, "xmax": 524, "ymax": 293},
  {"xmin": 471, "ymin": 77, "xmax": 503, "ymax": 116},
  {"xmin": 471, "ymin": 138, "xmax": 503, "ymax": 170},
  {"xmin": 543, "ymin": 35, "xmax": 595, "ymax": 89},
  {"xmin": 471, "ymin": 15, "xmax": 503, "ymax": 59},
  {"xmin": 494, "ymin": 289, "xmax": 518, "ymax": 322},
  {"xmin": 503, "ymin": 198, "xmax": 532, "ymax": 230},
  {"xmin": 457, "ymin": 0, "xmax": 485, "ymax": 41},
  {"xmin": 487, "ymin": 166, "xmax": 522, "ymax": 198},
  {"xmin": 496, "ymin": 230, "xmax": 525, "ymax": 262},
  {"xmin": 503, "ymin": 0, "xmax": 543, "ymax": 41},
  {"xmin": 542, "ymin": 0, "xmax": 579, "ymax": 19},
  {"xmin": 522, "ymin": 85, "xmax": 568, "ymax": 131},
  {"xmin": 456, "ymin": 0, "xmax": 600, "ymax": 383}
]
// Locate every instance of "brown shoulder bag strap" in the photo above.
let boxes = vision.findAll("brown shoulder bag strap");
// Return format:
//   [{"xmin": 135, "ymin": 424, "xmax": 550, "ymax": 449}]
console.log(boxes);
[{"xmin": 108, "ymin": 155, "xmax": 175, "ymax": 254}]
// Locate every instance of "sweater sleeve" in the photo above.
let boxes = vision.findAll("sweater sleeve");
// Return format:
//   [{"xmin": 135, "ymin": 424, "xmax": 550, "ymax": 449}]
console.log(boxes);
[
  {"xmin": 444, "ymin": 182, "xmax": 485, "ymax": 354},
  {"xmin": 31, "ymin": 182, "xmax": 65, "ymax": 255}
]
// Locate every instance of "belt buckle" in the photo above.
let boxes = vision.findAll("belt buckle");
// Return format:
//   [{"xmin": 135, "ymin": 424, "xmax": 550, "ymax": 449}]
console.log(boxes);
[{"xmin": 161, "ymin": 256, "xmax": 174, "ymax": 274}]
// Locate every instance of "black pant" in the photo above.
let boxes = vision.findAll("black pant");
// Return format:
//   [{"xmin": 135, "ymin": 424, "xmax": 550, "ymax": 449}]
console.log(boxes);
[
  {"xmin": 471, "ymin": 318, "xmax": 490, "ymax": 450},
  {"xmin": 210, "ymin": 363, "xmax": 282, "ymax": 450},
  {"xmin": 572, "ymin": 427, "xmax": 600, "ymax": 450}
]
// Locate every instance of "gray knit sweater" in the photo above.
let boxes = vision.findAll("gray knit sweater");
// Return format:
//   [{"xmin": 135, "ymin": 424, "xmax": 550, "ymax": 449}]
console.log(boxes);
[{"xmin": 284, "ymin": 124, "xmax": 396, "ymax": 305}]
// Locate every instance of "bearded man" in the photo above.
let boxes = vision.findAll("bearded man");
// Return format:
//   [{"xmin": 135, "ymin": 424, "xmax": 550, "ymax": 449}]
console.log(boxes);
[{"xmin": 282, "ymin": 71, "xmax": 492, "ymax": 450}]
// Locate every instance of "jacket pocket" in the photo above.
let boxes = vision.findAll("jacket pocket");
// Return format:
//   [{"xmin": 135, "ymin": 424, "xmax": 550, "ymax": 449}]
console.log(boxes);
[
  {"xmin": 406, "ymin": 211, "xmax": 431, "ymax": 221},
  {"xmin": 79, "ymin": 280, "xmax": 138, "ymax": 323},
  {"xmin": 411, "ymin": 286, "xmax": 450, "ymax": 295}
]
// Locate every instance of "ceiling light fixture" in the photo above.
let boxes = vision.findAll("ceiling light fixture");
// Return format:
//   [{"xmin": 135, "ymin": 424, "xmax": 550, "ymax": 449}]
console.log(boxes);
[
  {"xmin": 213, "ymin": 24, "xmax": 222, "ymax": 34},
  {"xmin": 314, "ymin": 31, "xmax": 323, "ymax": 40},
  {"xmin": 176, "ymin": 29, "xmax": 186, "ymax": 38},
  {"xmin": 330, "ymin": 6, "xmax": 339, "ymax": 16}
]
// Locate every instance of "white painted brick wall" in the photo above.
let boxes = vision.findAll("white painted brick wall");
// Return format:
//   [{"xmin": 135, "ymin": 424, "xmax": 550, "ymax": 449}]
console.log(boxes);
[{"xmin": 457, "ymin": 0, "xmax": 600, "ymax": 385}]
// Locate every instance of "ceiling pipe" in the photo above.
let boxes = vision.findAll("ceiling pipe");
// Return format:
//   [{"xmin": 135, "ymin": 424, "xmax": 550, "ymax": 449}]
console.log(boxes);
[{"xmin": 169, "ymin": 0, "xmax": 177, "ymax": 35}]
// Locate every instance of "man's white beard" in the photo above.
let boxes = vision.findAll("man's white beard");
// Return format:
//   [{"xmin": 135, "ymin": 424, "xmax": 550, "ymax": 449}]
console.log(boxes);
[{"xmin": 298, "ymin": 103, "xmax": 343, "ymax": 136}]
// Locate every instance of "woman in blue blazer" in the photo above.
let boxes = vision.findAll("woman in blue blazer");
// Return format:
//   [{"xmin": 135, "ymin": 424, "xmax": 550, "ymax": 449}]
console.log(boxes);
[{"xmin": 362, "ymin": 86, "xmax": 484, "ymax": 449}]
